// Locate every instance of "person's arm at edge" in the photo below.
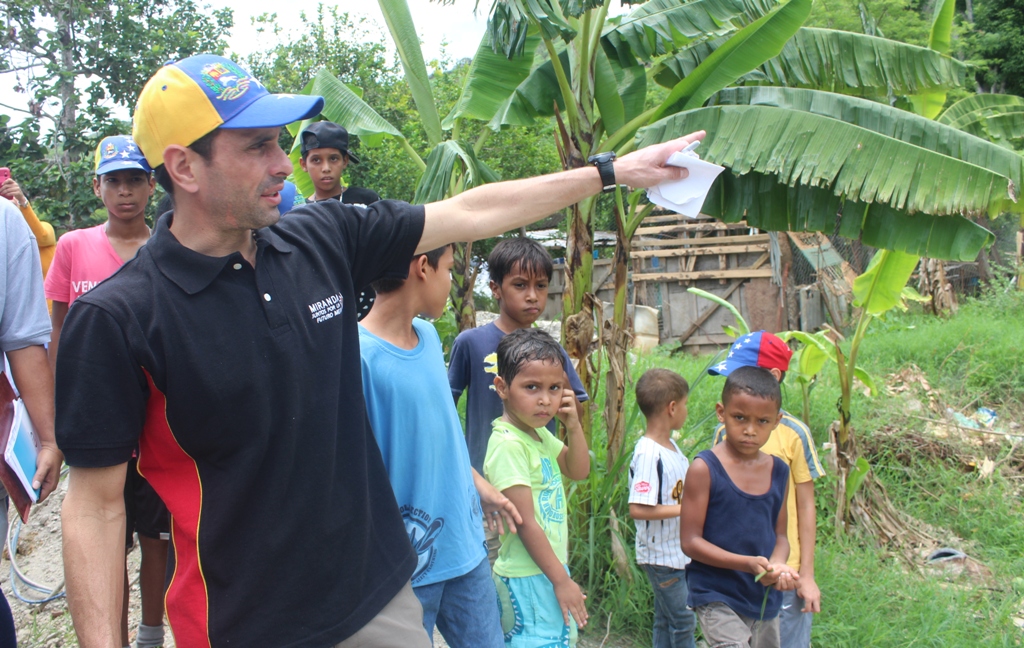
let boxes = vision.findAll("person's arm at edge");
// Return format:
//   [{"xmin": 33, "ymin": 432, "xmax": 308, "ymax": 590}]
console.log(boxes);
[
  {"xmin": 502, "ymin": 485, "xmax": 588, "ymax": 628},
  {"xmin": 761, "ymin": 481, "xmax": 796, "ymax": 589},
  {"xmin": 6, "ymin": 344, "xmax": 62, "ymax": 500},
  {"xmin": 555, "ymin": 388, "xmax": 589, "ymax": 481},
  {"xmin": 679, "ymin": 458, "xmax": 770, "ymax": 576},
  {"xmin": 62, "ymin": 463, "xmax": 129, "ymax": 647},
  {"xmin": 472, "ymin": 467, "xmax": 523, "ymax": 534},
  {"xmin": 447, "ymin": 335, "xmax": 468, "ymax": 406},
  {"xmin": 794, "ymin": 480, "xmax": 821, "ymax": 611},
  {"xmin": 416, "ymin": 133, "xmax": 704, "ymax": 253},
  {"xmin": 48, "ymin": 301, "xmax": 68, "ymax": 375},
  {"xmin": 630, "ymin": 503, "xmax": 681, "ymax": 521}
]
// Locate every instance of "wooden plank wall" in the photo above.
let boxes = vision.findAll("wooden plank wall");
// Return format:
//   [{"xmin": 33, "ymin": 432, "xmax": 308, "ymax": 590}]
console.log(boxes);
[{"xmin": 543, "ymin": 215, "xmax": 784, "ymax": 353}]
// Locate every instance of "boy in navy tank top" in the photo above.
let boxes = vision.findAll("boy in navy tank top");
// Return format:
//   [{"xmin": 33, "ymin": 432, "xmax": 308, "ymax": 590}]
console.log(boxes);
[{"xmin": 679, "ymin": 366, "xmax": 798, "ymax": 648}]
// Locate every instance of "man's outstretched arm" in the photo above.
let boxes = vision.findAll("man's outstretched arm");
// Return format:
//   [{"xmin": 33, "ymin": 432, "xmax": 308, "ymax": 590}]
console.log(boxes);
[
  {"xmin": 418, "ymin": 132, "xmax": 704, "ymax": 253},
  {"xmin": 62, "ymin": 463, "xmax": 129, "ymax": 647}
]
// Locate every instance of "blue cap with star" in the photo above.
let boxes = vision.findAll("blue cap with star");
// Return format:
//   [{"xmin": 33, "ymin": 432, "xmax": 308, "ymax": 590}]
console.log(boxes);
[{"xmin": 94, "ymin": 135, "xmax": 152, "ymax": 176}]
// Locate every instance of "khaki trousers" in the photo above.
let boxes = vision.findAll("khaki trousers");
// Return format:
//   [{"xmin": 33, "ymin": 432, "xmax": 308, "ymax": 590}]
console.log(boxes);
[{"xmin": 334, "ymin": 581, "xmax": 431, "ymax": 648}]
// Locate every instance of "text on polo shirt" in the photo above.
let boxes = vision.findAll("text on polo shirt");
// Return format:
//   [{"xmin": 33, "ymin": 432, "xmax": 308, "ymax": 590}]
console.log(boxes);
[{"xmin": 308, "ymin": 292, "xmax": 345, "ymax": 323}]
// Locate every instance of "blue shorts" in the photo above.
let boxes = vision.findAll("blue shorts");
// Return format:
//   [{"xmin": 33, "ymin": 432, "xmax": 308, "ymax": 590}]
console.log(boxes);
[{"xmin": 493, "ymin": 567, "xmax": 578, "ymax": 647}]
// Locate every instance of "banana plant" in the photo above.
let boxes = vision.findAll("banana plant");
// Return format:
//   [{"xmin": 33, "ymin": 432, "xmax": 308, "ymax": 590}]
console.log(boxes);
[
  {"xmin": 285, "ymin": 0, "xmax": 509, "ymax": 332},
  {"xmin": 831, "ymin": 249, "xmax": 921, "ymax": 527}
]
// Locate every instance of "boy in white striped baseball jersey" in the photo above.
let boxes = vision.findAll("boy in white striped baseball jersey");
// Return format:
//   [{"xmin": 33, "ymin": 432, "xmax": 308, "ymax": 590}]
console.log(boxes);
[{"xmin": 628, "ymin": 369, "xmax": 697, "ymax": 648}]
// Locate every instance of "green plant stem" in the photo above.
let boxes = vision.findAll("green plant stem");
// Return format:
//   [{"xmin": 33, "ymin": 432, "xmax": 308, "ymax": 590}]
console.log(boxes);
[
  {"xmin": 541, "ymin": 32, "xmax": 580, "ymax": 137},
  {"xmin": 839, "ymin": 308, "xmax": 873, "ymax": 445},
  {"xmin": 473, "ymin": 127, "xmax": 491, "ymax": 155},
  {"xmin": 598, "ymin": 106, "xmax": 658, "ymax": 154},
  {"xmin": 589, "ymin": 0, "xmax": 611, "ymax": 69},
  {"xmin": 399, "ymin": 137, "xmax": 426, "ymax": 172},
  {"xmin": 801, "ymin": 381, "xmax": 811, "ymax": 427}
]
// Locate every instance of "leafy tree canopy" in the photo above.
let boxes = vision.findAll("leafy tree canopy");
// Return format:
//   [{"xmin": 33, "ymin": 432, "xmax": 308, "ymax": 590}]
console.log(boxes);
[
  {"xmin": 0, "ymin": 0, "xmax": 233, "ymax": 230},
  {"xmin": 970, "ymin": 0, "xmax": 1024, "ymax": 94}
]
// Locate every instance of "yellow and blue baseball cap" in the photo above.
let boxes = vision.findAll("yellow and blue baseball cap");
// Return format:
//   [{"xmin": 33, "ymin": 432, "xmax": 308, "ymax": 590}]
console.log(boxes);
[
  {"xmin": 94, "ymin": 135, "xmax": 152, "ymax": 176},
  {"xmin": 132, "ymin": 54, "xmax": 324, "ymax": 168}
]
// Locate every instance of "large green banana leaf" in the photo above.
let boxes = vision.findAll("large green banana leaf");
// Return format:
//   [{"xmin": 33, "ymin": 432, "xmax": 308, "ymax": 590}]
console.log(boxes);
[
  {"xmin": 445, "ymin": 35, "xmax": 571, "ymax": 129},
  {"xmin": 637, "ymin": 104, "xmax": 1018, "ymax": 217},
  {"xmin": 691, "ymin": 170, "xmax": 992, "ymax": 260},
  {"xmin": 487, "ymin": 0, "xmax": 576, "ymax": 57},
  {"xmin": 287, "ymin": 69, "xmax": 408, "ymax": 197},
  {"xmin": 412, "ymin": 141, "xmax": 501, "ymax": 204},
  {"xmin": 952, "ymin": 109, "xmax": 1024, "ymax": 149},
  {"xmin": 938, "ymin": 94, "xmax": 1024, "ymax": 125},
  {"xmin": 378, "ymin": 0, "xmax": 442, "ymax": 147},
  {"xmin": 600, "ymin": 0, "xmax": 749, "ymax": 67},
  {"xmin": 593, "ymin": 47, "xmax": 647, "ymax": 135},
  {"xmin": 908, "ymin": 0, "xmax": 958, "ymax": 119},
  {"xmin": 853, "ymin": 249, "xmax": 920, "ymax": 314},
  {"xmin": 656, "ymin": 28, "xmax": 967, "ymax": 98},
  {"xmin": 442, "ymin": 30, "xmax": 542, "ymax": 128},
  {"xmin": 710, "ymin": 87, "xmax": 1024, "ymax": 190},
  {"xmin": 654, "ymin": 0, "xmax": 811, "ymax": 117}
]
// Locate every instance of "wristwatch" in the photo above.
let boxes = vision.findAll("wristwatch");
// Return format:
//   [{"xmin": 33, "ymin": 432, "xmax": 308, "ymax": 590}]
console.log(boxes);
[{"xmin": 588, "ymin": 152, "xmax": 617, "ymax": 193}]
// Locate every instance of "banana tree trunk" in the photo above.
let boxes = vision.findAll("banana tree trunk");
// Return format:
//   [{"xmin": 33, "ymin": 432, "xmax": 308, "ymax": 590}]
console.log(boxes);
[
  {"xmin": 553, "ymin": 103, "xmax": 598, "ymax": 442},
  {"xmin": 603, "ymin": 222, "xmax": 632, "ymax": 468},
  {"xmin": 450, "ymin": 241, "xmax": 477, "ymax": 331}
]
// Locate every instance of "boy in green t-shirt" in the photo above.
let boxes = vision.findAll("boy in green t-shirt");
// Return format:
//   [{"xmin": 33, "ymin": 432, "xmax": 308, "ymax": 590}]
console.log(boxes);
[{"xmin": 485, "ymin": 328, "xmax": 591, "ymax": 646}]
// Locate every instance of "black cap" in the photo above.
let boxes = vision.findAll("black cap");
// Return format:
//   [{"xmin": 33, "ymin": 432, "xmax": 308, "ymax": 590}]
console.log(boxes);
[{"xmin": 299, "ymin": 121, "xmax": 360, "ymax": 164}]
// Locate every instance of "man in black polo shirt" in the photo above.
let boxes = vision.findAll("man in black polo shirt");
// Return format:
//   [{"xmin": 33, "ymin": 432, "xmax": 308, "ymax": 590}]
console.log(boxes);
[{"xmin": 56, "ymin": 53, "xmax": 703, "ymax": 648}]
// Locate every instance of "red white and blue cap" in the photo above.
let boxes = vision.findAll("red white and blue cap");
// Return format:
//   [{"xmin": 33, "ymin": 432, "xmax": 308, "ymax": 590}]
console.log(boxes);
[
  {"xmin": 708, "ymin": 331, "xmax": 793, "ymax": 376},
  {"xmin": 94, "ymin": 135, "xmax": 151, "ymax": 176},
  {"xmin": 132, "ymin": 54, "xmax": 324, "ymax": 168}
]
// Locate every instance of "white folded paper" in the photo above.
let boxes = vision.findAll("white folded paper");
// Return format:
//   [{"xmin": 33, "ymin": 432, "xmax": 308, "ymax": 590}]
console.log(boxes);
[{"xmin": 646, "ymin": 150, "xmax": 726, "ymax": 218}]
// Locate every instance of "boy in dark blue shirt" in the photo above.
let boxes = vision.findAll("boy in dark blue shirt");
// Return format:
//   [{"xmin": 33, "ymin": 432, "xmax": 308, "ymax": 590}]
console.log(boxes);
[
  {"xmin": 448, "ymin": 238, "xmax": 588, "ymax": 474},
  {"xmin": 680, "ymin": 366, "xmax": 797, "ymax": 648},
  {"xmin": 448, "ymin": 238, "xmax": 588, "ymax": 563}
]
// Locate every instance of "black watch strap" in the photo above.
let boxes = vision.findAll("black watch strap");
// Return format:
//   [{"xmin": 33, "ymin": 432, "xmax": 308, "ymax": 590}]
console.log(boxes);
[{"xmin": 588, "ymin": 153, "xmax": 617, "ymax": 193}]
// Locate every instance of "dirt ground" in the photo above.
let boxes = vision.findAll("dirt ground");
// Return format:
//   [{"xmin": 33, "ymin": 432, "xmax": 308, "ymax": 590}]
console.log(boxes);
[
  {"xmin": 3, "ymin": 478, "xmax": 130, "ymax": 647},
  {"xmin": 4, "ymin": 480, "xmax": 637, "ymax": 648}
]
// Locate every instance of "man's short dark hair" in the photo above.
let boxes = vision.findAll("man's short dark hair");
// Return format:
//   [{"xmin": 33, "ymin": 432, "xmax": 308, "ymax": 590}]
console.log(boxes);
[
  {"xmin": 488, "ymin": 237, "xmax": 554, "ymax": 285},
  {"xmin": 152, "ymin": 129, "xmax": 221, "ymax": 195},
  {"xmin": 722, "ymin": 366, "xmax": 782, "ymax": 409},
  {"xmin": 371, "ymin": 244, "xmax": 453, "ymax": 294},
  {"xmin": 497, "ymin": 328, "xmax": 566, "ymax": 386},
  {"xmin": 635, "ymin": 369, "xmax": 689, "ymax": 417}
]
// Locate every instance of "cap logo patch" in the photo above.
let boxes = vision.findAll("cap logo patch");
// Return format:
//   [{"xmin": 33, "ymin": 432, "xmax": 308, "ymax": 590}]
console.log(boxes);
[
  {"xmin": 201, "ymin": 62, "xmax": 251, "ymax": 102},
  {"xmin": 104, "ymin": 142, "xmax": 117, "ymax": 158}
]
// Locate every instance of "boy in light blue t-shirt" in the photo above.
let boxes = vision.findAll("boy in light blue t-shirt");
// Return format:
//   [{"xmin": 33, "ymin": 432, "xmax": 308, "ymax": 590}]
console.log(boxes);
[{"xmin": 359, "ymin": 244, "xmax": 522, "ymax": 648}]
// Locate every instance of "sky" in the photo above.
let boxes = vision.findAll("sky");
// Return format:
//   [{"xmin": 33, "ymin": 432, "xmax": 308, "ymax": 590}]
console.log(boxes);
[
  {"xmin": 0, "ymin": 0, "xmax": 491, "ymax": 131},
  {"xmin": 222, "ymin": 0, "xmax": 491, "ymax": 63}
]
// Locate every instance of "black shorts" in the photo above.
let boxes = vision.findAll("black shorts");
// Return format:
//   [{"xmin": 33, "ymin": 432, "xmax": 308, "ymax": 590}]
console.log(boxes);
[{"xmin": 124, "ymin": 457, "xmax": 170, "ymax": 549}]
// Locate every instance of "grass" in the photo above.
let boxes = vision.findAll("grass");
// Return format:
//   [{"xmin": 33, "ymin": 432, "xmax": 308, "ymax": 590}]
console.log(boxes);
[{"xmin": 568, "ymin": 286, "xmax": 1024, "ymax": 646}]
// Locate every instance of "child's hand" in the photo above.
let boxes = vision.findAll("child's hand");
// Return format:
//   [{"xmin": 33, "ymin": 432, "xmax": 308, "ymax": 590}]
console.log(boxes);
[
  {"xmin": 747, "ymin": 556, "xmax": 771, "ymax": 578},
  {"xmin": 555, "ymin": 385, "xmax": 580, "ymax": 428},
  {"xmin": 477, "ymin": 479, "xmax": 524, "ymax": 534},
  {"xmin": 553, "ymin": 577, "xmax": 588, "ymax": 628},
  {"xmin": 760, "ymin": 563, "xmax": 799, "ymax": 590}
]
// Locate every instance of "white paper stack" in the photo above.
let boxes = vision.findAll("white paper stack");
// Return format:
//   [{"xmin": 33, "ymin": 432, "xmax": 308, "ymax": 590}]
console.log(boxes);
[{"xmin": 646, "ymin": 149, "xmax": 726, "ymax": 218}]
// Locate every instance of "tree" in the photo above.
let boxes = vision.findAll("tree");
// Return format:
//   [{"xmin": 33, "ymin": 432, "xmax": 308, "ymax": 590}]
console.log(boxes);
[
  {"xmin": 0, "ymin": 0, "xmax": 233, "ymax": 230},
  {"xmin": 971, "ymin": 0, "xmax": 1024, "ymax": 94},
  {"xmin": 444, "ymin": 0, "xmax": 1004, "ymax": 470},
  {"xmin": 260, "ymin": 2, "xmax": 562, "ymax": 329}
]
